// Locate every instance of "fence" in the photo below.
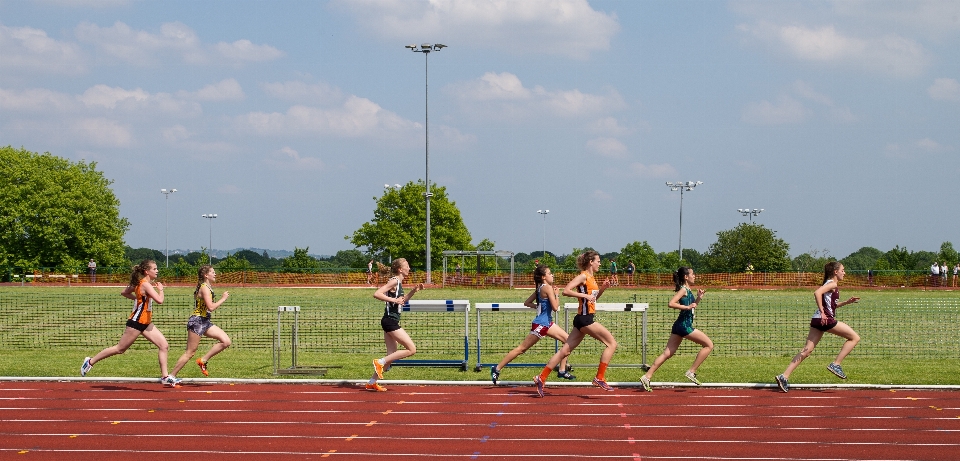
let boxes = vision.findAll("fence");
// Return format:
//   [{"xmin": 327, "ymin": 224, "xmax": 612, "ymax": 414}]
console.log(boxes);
[
  {"xmin": 1, "ymin": 288, "xmax": 957, "ymax": 361},
  {"xmin": 4, "ymin": 267, "xmax": 957, "ymax": 289}
]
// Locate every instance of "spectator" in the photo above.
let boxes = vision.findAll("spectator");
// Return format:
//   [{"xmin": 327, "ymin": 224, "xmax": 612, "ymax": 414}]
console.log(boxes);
[
  {"xmin": 87, "ymin": 259, "xmax": 97, "ymax": 283},
  {"xmin": 954, "ymin": 262, "xmax": 959, "ymax": 288},
  {"xmin": 626, "ymin": 260, "xmax": 636, "ymax": 286},
  {"xmin": 610, "ymin": 259, "xmax": 619, "ymax": 286},
  {"xmin": 931, "ymin": 262, "xmax": 940, "ymax": 287},
  {"xmin": 941, "ymin": 262, "xmax": 948, "ymax": 285}
]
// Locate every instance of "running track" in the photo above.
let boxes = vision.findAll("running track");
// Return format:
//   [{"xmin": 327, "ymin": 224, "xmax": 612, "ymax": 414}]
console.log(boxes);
[{"xmin": 2, "ymin": 381, "xmax": 958, "ymax": 460}]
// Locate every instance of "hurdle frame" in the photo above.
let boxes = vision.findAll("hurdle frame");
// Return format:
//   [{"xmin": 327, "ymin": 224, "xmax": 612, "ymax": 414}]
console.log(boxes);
[
  {"xmin": 272, "ymin": 305, "xmax": 332, "ymax": 375},
  {"xmin": 473, "ymin": 302, "xmax": 561, "ymax": 372},
  {"xmin": 389, "ymin": 299, "xmax": 471, "ymax": 371},
  {"xmin": 563, "ymin": 302, "xmax": 650, "ymax": 370}
]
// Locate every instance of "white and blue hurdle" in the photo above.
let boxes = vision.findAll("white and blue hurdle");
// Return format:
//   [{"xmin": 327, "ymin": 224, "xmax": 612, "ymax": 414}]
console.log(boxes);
[
  {"xmin": 390, "ymin": 299, "xmax": 471, "ymax": 371},
  {"xmin": 563, "ymin": 302, "xmax": 650, "ymax": 370},
  {"xmin": 473, "ymin": 302, "xmax": 561, "ymax": 372}
]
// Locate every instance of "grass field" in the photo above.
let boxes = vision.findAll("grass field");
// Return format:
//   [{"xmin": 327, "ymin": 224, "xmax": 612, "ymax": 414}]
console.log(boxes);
[{"xmin": 1, "ymin": 286, "xmax": 958, "ymax": 385}]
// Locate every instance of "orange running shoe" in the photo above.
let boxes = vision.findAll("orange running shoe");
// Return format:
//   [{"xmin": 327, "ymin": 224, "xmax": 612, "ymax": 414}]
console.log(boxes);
[
  {"xmin": 372, "ymin": 359, "xmax": 384, "ymax": 379},
  {"xmin": 365, "ymin": 382, "xmax": 387, "ymax": 392},
  {"xmin": 197, "ymin": 358, "xmax": 209, "ymax": 376}
]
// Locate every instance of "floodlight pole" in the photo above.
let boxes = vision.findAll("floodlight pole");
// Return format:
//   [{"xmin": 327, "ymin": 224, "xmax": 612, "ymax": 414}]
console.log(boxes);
[
  {"xmin": 407, "ymin": 42, "xmax": 446, "ymax": 284},
  {"xmin": 537, "ymin": 210, "xmax": 549, "ymax": 258},
  {"xmin": 738, "ymin": 208, "xmax": 764, "ymax": 222},
  {"xmin": 201, "ymin": 214, "xmax": 217, "ymax": 264},
  {"xmin": 160, "ymin": 188, "xmax": 177, "ymax": 268},
  {"xmin": 666, "ymin": 181, "xmax": 703, "ymax": 262}
]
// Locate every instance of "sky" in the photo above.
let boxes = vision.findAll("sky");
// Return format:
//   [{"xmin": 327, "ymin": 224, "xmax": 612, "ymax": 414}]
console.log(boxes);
[{"xmin": 1, "ymin": 0, "xmax": 958, "ymax": 261}]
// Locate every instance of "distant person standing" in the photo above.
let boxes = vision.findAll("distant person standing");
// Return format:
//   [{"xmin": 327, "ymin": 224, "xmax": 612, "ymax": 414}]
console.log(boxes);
[
  {"xmin": 931, "ymin": 262, "xmax": 940, "ymax": 287},
  {"xmin": 954, "ymin": 262, "xmax": 959, "ymax": 288},
  {"xmin": 87, "ymin": 259, "xmax": 97, "ymax": 283},
  {"xmin": 366, "ymin": 259, "xmax": 374, "ymax": 285},
  {"xmin": 941, "ymin": 263, "xmax": 948, "ymax": 286},
  {"xmin": 455, "ymin": 262, "xmax": 463, "ymax": 282},
  {"xmin": 626, "ymin": 260, "xmax": 636, "ymax": 285},
  {"xmin": 610, "ymin": 259, "xmax": 619, "ymax": 286}
]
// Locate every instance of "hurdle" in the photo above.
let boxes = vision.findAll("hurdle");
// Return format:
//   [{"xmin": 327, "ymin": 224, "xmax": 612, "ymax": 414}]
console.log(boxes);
[
  {"xmin": 564, "ymin": 303, "xmax": 650, "ymax": 370},
  {"xmin": 473, "ymin": 302, "xmax": 560, "ymax": 372},
  {"xmin": 389, "ymin": 299, "xmax": 471, "ymax": 371},
  {"xmin": 272, "ymin": 306, "xmax": 332, "ymax": 375}
]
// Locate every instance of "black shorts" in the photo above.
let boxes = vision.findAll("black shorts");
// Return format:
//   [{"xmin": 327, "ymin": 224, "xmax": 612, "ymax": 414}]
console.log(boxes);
[
  {"xmin": 573, "ymin": 314, "xmax": 595, "ymax": 331},
  {"xmin": 810, "ymin": 318, "xmax": 838, "ymax": 332},
  {"xmin": 125, "ymin": 319, "xmax": 149, "ymax": 332},
  {"xmin": 381, "ymin": 316, "xmax": 402, "ymax": 333}
]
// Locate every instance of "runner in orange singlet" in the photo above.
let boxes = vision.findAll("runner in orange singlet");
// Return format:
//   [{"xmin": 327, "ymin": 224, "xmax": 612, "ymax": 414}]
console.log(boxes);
[{"xmin": 533, "ymin": 250, "xmax": 617, "ymax": 397}]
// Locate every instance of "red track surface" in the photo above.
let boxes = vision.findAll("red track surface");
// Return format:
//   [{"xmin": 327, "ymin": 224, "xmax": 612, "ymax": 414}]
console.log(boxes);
[{"xmin": 1, "ymin": 381, "xmax": 958, "ymax": 460}]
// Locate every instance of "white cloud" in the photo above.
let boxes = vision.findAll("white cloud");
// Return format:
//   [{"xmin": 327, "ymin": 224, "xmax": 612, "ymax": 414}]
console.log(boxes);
[
  {"xmin": 330, "ymin": 0, "xmax": 620, "ymax": 59},
  {"xmin": 71, "ymin": 117, "xmax": 132, "ymax": 147},
  {"xmin": 587, "ymin": 117, "xmax": 633, "ymax": 136},
  {"xmin": 447, "ymin": 72, "xmax": 625, "ymax": 119},
  {"xmin": 623, "ymin": 162, "xmax": 676, "ymax": 179},
  {"xmin": 736, "ymin": 21, "xmax": 930, "ymax": 77},
  {"xmin": 77, "ymin": 84, "xmax": 201, "ymax": 115},
  {"xmin": 591, "ymin": 189, "xmax": 613, "ymax": 201},
  {"xmin": 791, "ymin": 80, "xmax": 857, "ymax": 123},
  {"xmin": 74, "ymin": 21, "xmax": 282, "ymax": 66},
  {"xmin": 79, "ymin": 84, "xmax": 150, "ymax": 109},
  {"xmin": 186, "ymin": 79, "xmax": 246, "ymax": 101},
  {"xmin": 162, "ymin": 125, "xmax": 192, "ymax": 143},
  {"xmin": 213, "ymin": 39, "xmax": 285, "ymax": 62},
  {"xmin": 0, "ymin": 88, "xmax": 79, "ymax": 112},
  {"xmin": 916, "ymin": 138, "xmax": 945, "ymax": 152},
  {"xmin": 928, "ymin": 78, "xmax": 960, "ymax": 102},
  {"xmin": 741, "ymin": 95, "xmax": 809, "ymax": 125},
  {"xmin": 0, "ymin": 25, "xmax": 87, "ymax": 75},
  {"xmin": 884, "ymin": 138, "xmax": 951, "ymax": 159},
  {"xmin": 265, "ymin": 146, "xmax": 324, "ymax": 171},
  {"xmin": 36, "ymin": 0, "xmax": 129, "ymax": 7},
  {"xmin": 238, "ymin": 95, "xmax": 418, "ymax": 138},
  {"xmin": 586, "ymin": 137, "xmax": 628, "ymax": 159}
]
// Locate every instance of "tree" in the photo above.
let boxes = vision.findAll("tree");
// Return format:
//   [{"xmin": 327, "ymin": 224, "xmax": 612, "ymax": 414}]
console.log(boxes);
[
  {"xmin": 348, "ymin": 181, "xmax": 472, "ymax": 270},
  {"xmin": 841, "ymin": 247, "xmax": 883, "ymax": 271},
  {"xmin": 938, "ymin": 242, "xmax": 958, "ymax": 266},
  {"xmin": 0, "ymin": 146, "xmax": 129, "ymax": 268},
  {"xmin": 280, "ymin": 247, "xmax": 321, "ymax": 272},
  {"xmin": 331, "ymin": 249, "xmax": 366, "ymax": 268},
  {"xmin": 704, "ymin": 223, "xmax": 791, "ymax": 272},
  {"xmin": 792, "ymin": 248, "xmax": 832, "ymax": 272},
  {"xmin": 618, "ymin": 241, "xmax": 659, "ymax": 272}
]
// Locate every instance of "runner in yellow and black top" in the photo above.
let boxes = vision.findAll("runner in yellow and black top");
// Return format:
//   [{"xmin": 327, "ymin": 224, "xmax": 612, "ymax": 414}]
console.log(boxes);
[
  {"xmin": 169, "ymin": 265, "xmax": 231, "ymax": 385},
  {"xmin": 639, "ymin": 266, "xmax": 713, "ymax": 392},
  {"xmin": 368, "ymin": 258, "xmax": 424, "ymax": 392},
  {"xmin": 533, "ymin": 250, "xmax": 617, "ymax": 397},
  {"xmin": 80, "ymin": 260, "xmax": 174, "ymax": 386}
]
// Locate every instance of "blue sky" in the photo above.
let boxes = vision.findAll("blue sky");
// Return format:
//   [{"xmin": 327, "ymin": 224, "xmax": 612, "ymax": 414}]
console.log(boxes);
[{"xmin": 2, "ymin": 0, "xmax": 958, "ymax": 260}]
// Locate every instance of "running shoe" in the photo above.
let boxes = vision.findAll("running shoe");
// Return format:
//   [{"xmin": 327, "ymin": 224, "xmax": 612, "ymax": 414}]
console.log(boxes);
[
  {"xmin": 173, "ymin": 376, "xmax": 183, "ymax": 386},
  {"xmin": 640, "ymin": 375, "xmax": 652, "ymax": 392},
  {"xmin": 161, "ymin": 376, "xmax": 178, "ymax": 388},
  {"xmin": 557, "ymin": 369, "xmax": 576, "ymax": 380},
  {"xmin": 685, "ymin": 370, "xmax": 701, "ymax": 385},
  {"xmin": 80, "ymin": 357, "xmax": 92, "ymax": 377},
  {"xmin": 827, "ymin": 363, "xmax": 847, "ymax": 379},
  {"xmin": 196, "ymin": 358, "xmax": 209, "ymax": 376},
  {"xmin": 490, "ymin": 365, "xmax": 500, "ymax": 385},
  {"xmin": 365, "ymin": 382, "xmax": 387, "ymax": 392},
  {"xmin": 775, "ymin": 374, "xmax": 789, "ymax": 393},
  {"xmin": 533, "ymin": 375, "xmax": 545, "ymax": 398},
  {"xmin": 373, "ymin": 359, "xmax": 385, "ymax": 379},
  {"xmin": 592, "ymin": 377, "xmax": 614, "ymax": 391}
]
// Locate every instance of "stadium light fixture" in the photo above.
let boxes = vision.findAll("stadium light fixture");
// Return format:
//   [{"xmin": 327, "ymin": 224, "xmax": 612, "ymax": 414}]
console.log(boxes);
[
  {"xmin": 406, "ymin": 42, "xmax": 447, "ymax": 283},
  {"xmin": 738, "ymin": 208, "xmax": 764, "ymax": 222},
  {"xmin": 537, "ymin": 210, "xmax": 549, "ymax": 259},
  {"xmin": 160, "ymin": 188, "xmax": 177, "ymax": 268},
  {"xmin": 665, "ymin": 181, "xmax": 703, "ymax": 262},
  {"xmin": 201, "ymin": 213, "xmax": 217, "ymax": 263}
]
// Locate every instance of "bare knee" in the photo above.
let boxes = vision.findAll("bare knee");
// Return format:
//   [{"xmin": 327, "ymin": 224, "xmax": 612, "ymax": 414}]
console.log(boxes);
[
  {"xmin": 221, "ymin": 337, "xmax": 232, "ymax": 348},
  {"xmin": 406, "ymin": 344, "xmax": 417, "ymax": 355}
]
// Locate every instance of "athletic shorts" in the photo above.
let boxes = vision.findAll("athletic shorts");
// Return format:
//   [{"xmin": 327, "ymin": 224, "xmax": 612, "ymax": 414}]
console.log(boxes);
[
  {"xmin": 381, "ymin": 316, "xmax": 402, "ymax": 333},
  {"xmin": 187, "ymin": 315, "xmax": 215, "ymax": 336},
  {"xmin": 573, "ymin": 314, "xmax": 595, "ymax": 331},
  {"xmin": 811, "ymin": 318, "xmax": 838, "ymax": 332},
  {"xmin": 125, "ymin": 319, "xmax": 149, "ymax": 332},
  {"xmin": 671, "ymin": 322, "xmax": 695, "ymax": 337},
  {"xmin": 529, "ymin": 322, "xmax": 553, "ymax": 338}
]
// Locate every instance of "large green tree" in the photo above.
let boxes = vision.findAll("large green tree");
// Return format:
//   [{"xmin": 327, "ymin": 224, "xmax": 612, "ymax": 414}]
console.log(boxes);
[
  {"xmin": 348, "ymin": 181, "xmax": 472, "ymax": 270},
  {"xmin": 0, "ymin": 146, "xmax": 128, "ymax": 268},
  {"xmin": 617, "ymin": 241, "xmax": 659, "ymax": 271},
  {"xmin": 704, "ymin": 223, "xmax": 791, "ymax": 272}
]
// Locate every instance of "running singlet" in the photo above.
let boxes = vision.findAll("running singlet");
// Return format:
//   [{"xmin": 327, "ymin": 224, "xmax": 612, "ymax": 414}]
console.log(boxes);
[
  {"xmin": 191, "ymin": 283, "xmax": 214, "ymax": 319},
  {"xmin": 383, "ymin": 277, "xmax": 404, "ymax": 320},
  {"xmin": 811, "ymin": 280, "xmax": 840, "ymax": 320},
  {"xmin": 128, "ymin": 280, "xmax": 153, "ymax": 324},
  {"xmin": 531, "ymin": 284, "xmax": 553, "ymax": 326},
  {"xmin": 576, "ymin": 272, "xmax": 600, "ymax": 315},
  {"xmin": 673, "ymin": 287, "xmax": 695, "ymax": 333}
]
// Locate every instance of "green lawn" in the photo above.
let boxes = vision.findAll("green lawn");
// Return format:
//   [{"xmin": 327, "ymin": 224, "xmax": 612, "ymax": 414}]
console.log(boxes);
[{"xmin": 1, "ymin": 286, "xmax": 958, "ymax": 385}]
